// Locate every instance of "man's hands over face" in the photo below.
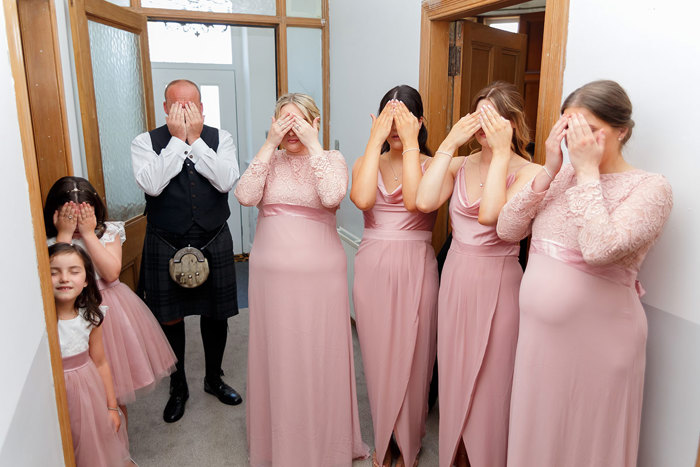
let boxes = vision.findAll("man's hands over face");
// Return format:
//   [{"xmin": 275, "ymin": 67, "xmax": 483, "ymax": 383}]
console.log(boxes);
[{"xmin": 166, "ymin": 101, "xmax": 204, "ymax": 144}]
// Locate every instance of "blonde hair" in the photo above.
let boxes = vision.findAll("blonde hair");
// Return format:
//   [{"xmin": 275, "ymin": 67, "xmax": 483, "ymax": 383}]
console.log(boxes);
[
  {"xmin": 274, "ymin": 93, "xmax": 320, "ymax": 123},
  {"xmin": 470, "ymin": 81, "xmax": 531, "ymax": 161}
]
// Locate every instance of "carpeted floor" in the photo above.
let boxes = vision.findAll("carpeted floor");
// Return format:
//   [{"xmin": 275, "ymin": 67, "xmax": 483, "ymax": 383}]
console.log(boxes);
[{"xmin": 126, "ymin": 308, "xmax": 440, "ymax": 466}]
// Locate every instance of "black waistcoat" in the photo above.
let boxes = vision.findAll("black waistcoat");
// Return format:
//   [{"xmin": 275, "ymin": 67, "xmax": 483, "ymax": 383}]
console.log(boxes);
[{"xmin": 144, "ymin": 124, "xmax": 230, "ymax": 234}]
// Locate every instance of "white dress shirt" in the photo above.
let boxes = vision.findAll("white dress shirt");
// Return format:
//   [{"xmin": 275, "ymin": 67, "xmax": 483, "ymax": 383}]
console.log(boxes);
[{"xmin": 131, "ymin": 129, "xmax": 240, "ymax": 196}]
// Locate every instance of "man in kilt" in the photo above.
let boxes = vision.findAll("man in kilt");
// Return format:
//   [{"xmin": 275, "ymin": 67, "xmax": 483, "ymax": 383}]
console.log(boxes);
[{"xmin": 131, "ymin": 79, "xmax": 242, "ymax": 423}]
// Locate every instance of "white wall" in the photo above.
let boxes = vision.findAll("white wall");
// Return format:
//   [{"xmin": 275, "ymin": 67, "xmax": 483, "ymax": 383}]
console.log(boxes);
[
  {"xmin": 0, "ymin": 4, "xmax": 64, "ymax": 465},
  {"xmin": 329, "ymin": 0, "xmax": 422, "ymax": 240}
]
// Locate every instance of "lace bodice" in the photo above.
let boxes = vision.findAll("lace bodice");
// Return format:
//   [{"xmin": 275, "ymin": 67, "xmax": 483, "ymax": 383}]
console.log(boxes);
[
  {"xmin": 58, "ymin": 307, "xmax": 108, "ymax": 358},
  {"xmin": 497, "ymin": 164, "xmax": 673, "ymax": 272},
  {"xmin": 234, "ymin": 150, "xmax": 348, "ymax": 210}
]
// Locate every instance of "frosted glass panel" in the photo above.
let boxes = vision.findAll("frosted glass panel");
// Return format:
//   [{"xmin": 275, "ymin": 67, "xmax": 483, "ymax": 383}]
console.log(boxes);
[
  {"xmin": 141, "ymin": 0, "xmax": 275, "ymax": 15},
  {"xmin": 286, "ymin": 0, "xmax": 321, "ymax": 18},
  {"xmin": 105, "ymin": 0, "xmax": 130, "ymax": 5},
  {"xmin": 287, "ymin": 27, "xmax": 323, "ymax": 145},
  {"xmin": 148, "ymin": 22, "xmax": 233, "ymax": 64},
  {"xmin": 88, "ymin": 20, "xmax": 147, "ymax": 221}
]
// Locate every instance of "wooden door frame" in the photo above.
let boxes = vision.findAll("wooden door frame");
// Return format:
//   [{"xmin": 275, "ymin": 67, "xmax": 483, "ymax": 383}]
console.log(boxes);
[
  {"xmin": 3, "ymin": 1, "xmax": 76, "ymax": 465},
  {"xmin": 419, "ymin": 0, "xmax": 569, "ymax": 250},
  {"xmin": 17, "ymin": 0, "xmax": 74, "ymax": 203}
]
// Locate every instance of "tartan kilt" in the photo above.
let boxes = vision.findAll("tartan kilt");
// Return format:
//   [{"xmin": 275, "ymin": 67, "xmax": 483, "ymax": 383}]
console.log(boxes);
[{"xmin": 138, "ymin": 222, "xmax": 238, "ymax": 322}]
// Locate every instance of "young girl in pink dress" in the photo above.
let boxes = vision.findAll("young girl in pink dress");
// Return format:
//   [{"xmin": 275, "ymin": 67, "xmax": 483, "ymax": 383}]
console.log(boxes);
[
  {"xmin": 413, "ymin": 82, "xmax": 541, "ymax": 467},
  {"xmin": 235, "ymin": 93, "xmax": 368, "ymax": 467},
  {"xmin": 498, "ymin": 80, "xmax": 673, "ymax": 467},
  {"xmin": 45, "ymin": 177, "xmax": 176, "ymax": 418},
  {"xmin": 50, "ymin": 242, "xmax": 131, "ymax": 467},
  {"xmin": 350, "ymin": 85, "xmax": 438, "ymax": 467}
]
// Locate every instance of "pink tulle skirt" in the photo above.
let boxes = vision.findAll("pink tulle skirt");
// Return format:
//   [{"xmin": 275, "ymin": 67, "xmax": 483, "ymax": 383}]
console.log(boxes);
[
  {"xmin": 99, "ymin": 279, "xmax": 176, "ymax": 404},
  {"xmin": 246, "ymin": 206, "xmax": 369, "ymax": 467},
  {"xmin": 63, "ymin": 351, "xmax": 130, "ymax": 467}
]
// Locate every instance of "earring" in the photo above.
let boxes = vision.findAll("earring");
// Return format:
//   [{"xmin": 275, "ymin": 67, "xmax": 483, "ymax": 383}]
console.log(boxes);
[{"xmin": 617, "ymin": 136, "xmax": 624, "ymax": 141}]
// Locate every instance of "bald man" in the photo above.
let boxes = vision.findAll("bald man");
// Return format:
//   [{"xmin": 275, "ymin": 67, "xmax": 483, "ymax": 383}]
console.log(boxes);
[{"xmin": 131, "ymin": 79, "xmax": 241, "ymax": 423}]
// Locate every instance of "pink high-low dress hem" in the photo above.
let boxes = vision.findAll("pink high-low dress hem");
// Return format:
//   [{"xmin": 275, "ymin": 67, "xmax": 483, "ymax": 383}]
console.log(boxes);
[
  {"xmin": 49, "ymin": 222, "xmax": 176, "ymax": 405},
  {"xmin": 438, "ymin": 162, "xmax": 522, "ymax": 467},
  {"xmin": 353, "ymin": 166, "xmax": 438, "ymax": 467},
  {"xmin": 236, "ymin": 150, "xmax": 369, "ymax": 467},
  {"xmin": 497, "ymin": 164, "xmax": 673, "ymax": 467}
]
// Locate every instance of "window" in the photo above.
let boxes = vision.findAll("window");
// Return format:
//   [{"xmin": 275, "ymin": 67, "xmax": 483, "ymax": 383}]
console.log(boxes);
[{"xmin": 484, "ymin": 16, "xmax": 520, "ymax": 33}]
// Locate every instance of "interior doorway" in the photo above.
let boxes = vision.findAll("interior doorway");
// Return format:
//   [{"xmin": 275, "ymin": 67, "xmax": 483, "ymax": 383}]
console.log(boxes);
[
  {"xmin": 419, "ymin": 0, "xmax": 569, "ymax": 252},
  {"xmin": 148, "ymin": 22, "xmax": 277, "ymax": 254}
]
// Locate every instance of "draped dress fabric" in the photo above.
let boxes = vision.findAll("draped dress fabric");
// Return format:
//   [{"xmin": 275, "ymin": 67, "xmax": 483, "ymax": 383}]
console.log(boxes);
[
  {"xmin": 353, "ymin": 161, "xmax": 439, "ymax": 467},
  {"xmin": 58, "ymin": 308, "xmax": 131, "ymax": 467},
  {"xmin": 49, "ymin": 222, "xmax": 176, "ymax": 404},
  {"xmin": 235, "ymin": 150, "xmax": 369, "ymax": 467},
  {"xmin": 496, "ymin": 164, "xmax": 673, "ymax": 467},
  {"xmin": 438, "ymin": 161, "xmax": 522, "ymax": 467}
]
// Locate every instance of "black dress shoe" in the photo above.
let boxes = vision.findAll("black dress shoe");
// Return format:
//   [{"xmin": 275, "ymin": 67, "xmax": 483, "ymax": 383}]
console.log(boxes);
[
  {"xmin": 163, "ymin": 384, "xmax": 189, "ymax": 423},
  {"xmin": 204, "ymin": 378, "xmax": 243, "ymax": 405}
]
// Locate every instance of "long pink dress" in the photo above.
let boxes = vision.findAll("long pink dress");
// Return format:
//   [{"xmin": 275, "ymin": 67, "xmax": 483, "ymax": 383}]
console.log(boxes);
[
  {"xmin": 497, "ymin": 164, "xmax": 673, "ymax": 467},
  {"xmin": 235, "ymin": 150, "xmax": 369, "ymax": 467},
  {"xmin": 353, "ymin": 164, "xmax": 438, "ymax": 467},
  {"xmin": 438, "ymin": 161, "xmax": 522, "ymax": 467}
]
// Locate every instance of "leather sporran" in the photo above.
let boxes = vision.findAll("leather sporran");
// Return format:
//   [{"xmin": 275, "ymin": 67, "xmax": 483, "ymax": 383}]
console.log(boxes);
[{"xmin": 169, "ymin": 246, "xmax": 210, "ymax": 288}]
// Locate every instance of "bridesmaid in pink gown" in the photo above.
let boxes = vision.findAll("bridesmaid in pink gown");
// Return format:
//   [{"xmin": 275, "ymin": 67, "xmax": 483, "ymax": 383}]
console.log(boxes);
[
  {"xmin": 234, "ymin": 93, "xmax": 368, "ymax": 467},
  {"xmin": 415, "ymin": 82, "xmax": 541, "ymax": 467},
  {"xmin": 498, "ymin": 80, "xmax": 673, "ymax": 467},
  {"xmin": 350, "ymin": 86, "xmax": 438, "ymax": 467}
]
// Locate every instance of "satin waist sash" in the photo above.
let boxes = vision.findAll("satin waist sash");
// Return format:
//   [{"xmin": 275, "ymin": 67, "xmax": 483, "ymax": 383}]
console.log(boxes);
[
  {"xmin": 259, "ymin": 203, "xmax": 335, "ymax": 227},
  {"xmin": 97, "ymin": 278, "xmax": 121, "ymax": 291},
  {"xmin": 531, "ymin": 238, "xmax": 645, "ymax": 296},
  {"xmin": 63, "ymin": 350, "xmax": 90, "ymax": 372},
  {"xmin": 449, "ymin": 238, "xmax": 519, "ymax": 257},
  {"xmin": 362, "ymin": 228, "xmax": 432, "ymax": 241}
]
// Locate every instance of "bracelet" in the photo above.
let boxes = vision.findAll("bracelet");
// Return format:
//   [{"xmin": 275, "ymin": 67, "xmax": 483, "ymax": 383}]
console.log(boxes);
[
  {"xmin": 107, "ymin": 406, "xmax": 119, "ymax": 412},
  {"xmin": 402, "ymin": 148, "xmax": 419, "ymax": 156},
  {"xmin": 435, "ymin": 150, "xmax": 453, "ymax": 158},
  {"xmin": 542, "ymin": 166, "xmax": 554, "ymax": 180}
]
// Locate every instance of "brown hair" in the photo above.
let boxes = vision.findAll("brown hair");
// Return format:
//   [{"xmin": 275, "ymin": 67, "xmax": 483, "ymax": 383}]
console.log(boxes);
[
  {"xmin": 43, "ymin": 176, "xmax": 107, "ymax": 239},
  {"xmin": 274, "ymin": 93, "xmax": 320, "ymax": 124},
  {"xmin": 470, "ymin": 81, "xmax": 531, "ymax": 160},
  {"xmin": 561, "ymin": 80, "xmax": 634, "ymax": 145},
  {"xmin": 49, "ymin": 243, "xmax": 104, "ymax": 327}
]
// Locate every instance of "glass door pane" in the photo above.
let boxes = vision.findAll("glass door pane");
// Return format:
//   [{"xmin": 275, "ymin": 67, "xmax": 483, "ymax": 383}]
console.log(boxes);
[
  {"xmin": 141, "ymin": 0, "xmax": 276, "ymax": 15},
  {"xmin": 88, "ymin": 20, "xmax": 147, "ymax": 221},
  {"xmin": 286, "ymin": 0, "xmax": 321, "ymax": 18},
  {"xmin": 287, "ymin": 27, "xmax": 323, "ymax": 144}
]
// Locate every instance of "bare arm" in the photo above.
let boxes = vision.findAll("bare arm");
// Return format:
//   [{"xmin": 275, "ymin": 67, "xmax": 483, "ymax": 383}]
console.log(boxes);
[
  {"xmin": 394, "ymin": 101, "xmax": 423, "ymax": 212},
  {"xmin": 77, "ymin": 204, "xmax": 122, "ymax": 282},
  {"xmin": 416, "ymin": 113, "xmax": 481, "ymax": 212},
  {"xmin": 350, "ymin": 103, "xmax": 394, "ymax": 211},
  {"xmin": 89, "ymin": 325, "xmax": 121, "ymax": 432}
]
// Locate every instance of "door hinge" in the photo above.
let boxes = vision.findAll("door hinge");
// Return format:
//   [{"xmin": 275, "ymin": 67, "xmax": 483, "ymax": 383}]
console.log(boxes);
[{"xmin": 448, "ymin": 45, "xmax": 461, "ymax": 76}]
